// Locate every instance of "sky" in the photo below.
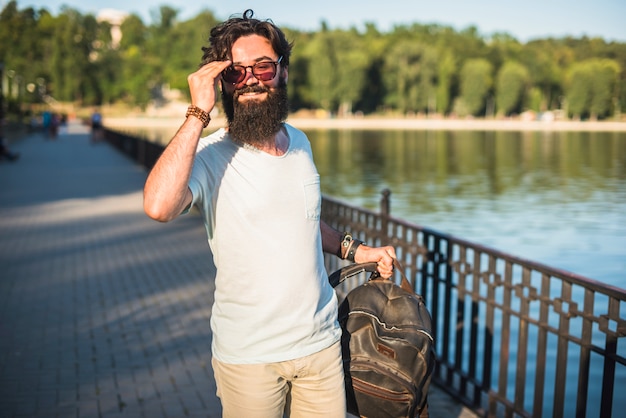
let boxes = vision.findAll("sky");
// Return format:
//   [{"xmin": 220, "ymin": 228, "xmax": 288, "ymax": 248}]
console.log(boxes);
[{"xmin": 6, "ymin": 0, "xmax": 626, "ymax": 43}]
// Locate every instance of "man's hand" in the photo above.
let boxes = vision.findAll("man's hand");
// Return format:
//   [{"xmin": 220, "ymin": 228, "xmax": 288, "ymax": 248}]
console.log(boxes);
[
  {"xmin": 354, "ymin": 245, "xmax": 396, "ymax": 279},
  {"xmin": 187, "ymin": 60, "xmax": 232, "ymax": 113}
]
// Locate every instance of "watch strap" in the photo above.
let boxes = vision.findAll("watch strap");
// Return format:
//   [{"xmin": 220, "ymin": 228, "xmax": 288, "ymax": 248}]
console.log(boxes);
[{"xmin": 346, "ymin": 239, "xmax": 363, "ymax": 263}]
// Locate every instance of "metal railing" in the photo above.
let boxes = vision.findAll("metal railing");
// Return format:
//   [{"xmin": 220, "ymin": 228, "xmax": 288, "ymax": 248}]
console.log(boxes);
[
  {"xmin": 322, "ymin": 191, "xmax": 626, "ymax": 418},
  {"xmin": 106, "ymin": 128, "xmax": 626, "ymax": 418},
  {"xmin": 104, "ymin": 129, "xmax": 164, "ymax": 170}
]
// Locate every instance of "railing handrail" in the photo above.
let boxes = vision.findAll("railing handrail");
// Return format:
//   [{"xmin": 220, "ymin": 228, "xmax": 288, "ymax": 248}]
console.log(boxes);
[
  {"xmin": 323, "ymin": 194, "xmax": 626, "ymax": 296},
  {"xmin": 322, "ymin": 191, "xmax": 626, "ymax": 418}
]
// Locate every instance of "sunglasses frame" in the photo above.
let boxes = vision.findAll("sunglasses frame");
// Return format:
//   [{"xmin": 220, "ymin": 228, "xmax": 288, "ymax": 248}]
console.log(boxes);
[{"xmin": 222, "ymin": 56, "xmax": 284, "ymax": 86}]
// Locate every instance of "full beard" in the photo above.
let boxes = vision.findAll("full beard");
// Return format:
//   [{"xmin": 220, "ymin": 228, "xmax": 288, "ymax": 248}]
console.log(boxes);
[{"xmin": 222, "ymin": 78, "xmax": 289, "ymax": 148}]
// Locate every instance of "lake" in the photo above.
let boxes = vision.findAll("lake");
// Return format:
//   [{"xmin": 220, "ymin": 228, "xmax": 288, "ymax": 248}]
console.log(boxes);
[{"xmin": 304, "ymin": 128, "xmax": 626, "ymax": 289}]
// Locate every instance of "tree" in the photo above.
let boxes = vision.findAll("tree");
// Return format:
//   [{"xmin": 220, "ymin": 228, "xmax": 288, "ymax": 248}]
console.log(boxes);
[
  {"xmin": 114, "ymin": 14, "xmax": 148, "ymax": 106},
  {"xmin": 521, "ymin": 41, "xmax": 567, "ymax": 110},
  {"xmin": 435, "ymin": 49, "xmax": 456, "ymax": 114},
  {"xmin": 300, "ymin": 23, "xmax": 337, "ymax": 112},
  {"xmin": 383, "ymin": 39, "xmax": 438, "ymax": 114},
  {"xmin": 38, "ymin": 7, "xmax": 107, "ymax": 105},
  {"xmin": 566, "ymin": 63, "xmax": 592, "ymax": 119},
  {"xmin": 589, "ymin": 59, "xmax": 620, "ymax": 119},
  {"xmin": 495, "ymin": 61, "xmax": 529, "ymax": 116},
  {"xmin": 353, "ymin": 23, "xmax": 387, "ymax": 113},
  {"xmin": 332, "ymin": 29, "xmax": 370, "ymax": 116},
  {"xmin": 566, "ymin": 59, "xmax": 620, "ymax": 120},
  {"xmin": 165, "ymin": 11, "xmax": 220, "ymax": 94},
  {"xmin": 143, "ymin": 6, "xmax": 180, "ymax": 105},
  {"xmin": 459, "ymin": 58, "xmax": 493, "ymax": 116},
  {"xmin": 0, "ymin": 2, "xmax": 48, "ymax": 109},
  {"xmin": 2, "ymin": 1, "xmax": 625, "ymax": 119}
]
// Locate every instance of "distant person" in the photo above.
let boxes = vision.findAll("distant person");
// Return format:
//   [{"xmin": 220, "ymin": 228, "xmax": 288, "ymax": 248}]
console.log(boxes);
[
  {"xmin": 0, "ymin": 139, "xmax": 19, "ymax": 161},
  {"xmin": 29, "ymin": 114, "xmax": 39, "ymax": 132},
  {"xmin": 58, "ymin": 113, "xmax": 68, "ymax": 135},
  {"xmin": 49, "ymin": 113, "xmax": 60, "ymax": 139},
  {"xmin": 42, "ymin": 110, "xmax": 52, "ymax": 138},
  {"xmin": 90, "ymin": 109, "xmax": 103, "ymax": 142},
  {"xmin": 0, "ymin": 120, "xmax": 20, "ymax": 162},
  {"xmin": 143, "ymin": 9, "xmax": 396, "ymax": 418}
]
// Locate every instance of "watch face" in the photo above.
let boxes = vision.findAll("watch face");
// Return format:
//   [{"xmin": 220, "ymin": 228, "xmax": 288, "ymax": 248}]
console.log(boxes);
[{"xmin": 342, "ymin": 234, "xmax": 352, "ymax": 247}]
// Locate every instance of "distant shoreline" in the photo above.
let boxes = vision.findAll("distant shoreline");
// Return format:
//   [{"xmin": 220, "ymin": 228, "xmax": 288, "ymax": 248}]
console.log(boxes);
[{"xmin": 104, "ymin": 115, "xmax": 626, "ymax": 132}]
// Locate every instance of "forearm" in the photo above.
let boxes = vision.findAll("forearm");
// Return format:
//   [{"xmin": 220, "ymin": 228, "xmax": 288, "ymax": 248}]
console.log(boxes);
[
  {"xmin": 321, "ymin": 221, "xmax": 343, "ymax": 257},
  {"xmin": 320, "ymin": 221, "xmax": 366, "ymax": 261},
  {"xmin": 143, "ymin": 117, "xmax": 204, "ymax": 222},
  {"xmin": 144, "ymin": 59, "xmax": 230, "ymax": 222},
  {"xmin": 320, "ymin": 221, "xmax": 397, "ymax": 278}
]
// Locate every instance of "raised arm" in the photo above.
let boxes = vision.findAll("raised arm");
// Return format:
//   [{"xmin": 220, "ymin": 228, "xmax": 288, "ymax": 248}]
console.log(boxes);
[
  {"xmin": 320, "ymin": 221, "xmax": 396, "ymax": 278},
  {"xmin": 143, "ymin": 60, "xmax": 231, "ymax": 222}
]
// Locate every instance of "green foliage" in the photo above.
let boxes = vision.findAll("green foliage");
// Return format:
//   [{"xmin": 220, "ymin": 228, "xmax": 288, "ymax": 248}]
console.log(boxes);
[
  {"xmin": 566, "ymin": 59, "xmax": 621, "ymax": 119},
  {"xmin": 300, "ymin": 27, "xmax": 338, "ymax": 111},
  {"xmin": 460, "ymin": 58, "xmax": 493, "ymax": 116},
  {"xmin": 590, "ymin": 59, "xmax": 620, "ymax": 119},
  {"xmin": 1, "ymin": 1, "xmax": 625, "ymax": 119},
  {"xmin": 520, "ymin": 41, "xmax": 565, "ymax": 109},
  {"xmin": 527, "ymin": 87, "xmax": 543, "ymax": 112},
  {"xmin": 496, "ymin": 61, "xmax": 529, "ymax": 116},
  {"xmin": 332, "ymin": 30, "xmax": 371, "ymax": 116},
  {"xmin": 383, "ymin": 39, "xmax": 439, "ymax": 114},
  {"xmin": 566, "ymin": 64, "xmax": 593, "ymax": 119},
  {"xmin": 436, "ymin": 50, "xmax": 456, "ymax": 114}
]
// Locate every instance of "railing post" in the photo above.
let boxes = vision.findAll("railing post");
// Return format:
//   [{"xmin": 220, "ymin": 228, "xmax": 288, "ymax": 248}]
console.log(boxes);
[
  {"xmin": 380, "ymin": 188, "xmax": 391, "ymax": 242},
  {"xmin": 380, "ymin": 188, "xmax": 391, "ymax": 216}
]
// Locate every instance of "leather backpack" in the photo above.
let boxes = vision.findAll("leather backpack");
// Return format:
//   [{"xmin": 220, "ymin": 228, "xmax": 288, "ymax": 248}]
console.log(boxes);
[{"xmin": 329, "ymin": 260, "xmax": 435, "ymax": 418}]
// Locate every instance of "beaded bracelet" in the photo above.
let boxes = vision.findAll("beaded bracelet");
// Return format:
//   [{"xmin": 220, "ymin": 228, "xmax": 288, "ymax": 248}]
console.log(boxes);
[{"xmin": 186, "ymin": 105, "xmax": 210, "ymax": 128}]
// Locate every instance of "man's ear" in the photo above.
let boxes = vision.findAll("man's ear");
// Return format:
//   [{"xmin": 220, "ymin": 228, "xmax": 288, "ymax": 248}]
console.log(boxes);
[{"xmin": 282, "ymin": 66, "xmax": 288, "ymax": 84}]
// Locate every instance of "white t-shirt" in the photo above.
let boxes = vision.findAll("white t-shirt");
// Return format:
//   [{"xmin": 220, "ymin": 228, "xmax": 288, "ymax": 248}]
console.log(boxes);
[{"xmin": 188, "ymin": 124, "xmax": 341, "ymax": 364}]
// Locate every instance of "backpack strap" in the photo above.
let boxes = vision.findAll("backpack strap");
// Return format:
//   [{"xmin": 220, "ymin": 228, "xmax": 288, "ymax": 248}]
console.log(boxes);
[
  {"xmin": 393, "ymin": 258, "xmax": 414, "ymax": 294},
  {"xmin": 328, "ymin": 262, "xmax": 378, "ymax": 288},
  {"xmin": 328, "ymin": 258, "xmax": 415, "ymax": 294}
]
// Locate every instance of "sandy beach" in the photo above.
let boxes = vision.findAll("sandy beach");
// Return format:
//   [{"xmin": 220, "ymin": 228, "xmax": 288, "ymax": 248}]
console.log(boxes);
[{"xmin": 104, "ymin": 115, "xmax": 626, "ymax": 132}]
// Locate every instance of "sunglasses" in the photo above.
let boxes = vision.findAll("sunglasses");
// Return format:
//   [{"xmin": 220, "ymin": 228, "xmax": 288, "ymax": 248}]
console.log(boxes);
[{"xmin": 222, "ymin": 56, "xmax": 283, "ymax": 85}]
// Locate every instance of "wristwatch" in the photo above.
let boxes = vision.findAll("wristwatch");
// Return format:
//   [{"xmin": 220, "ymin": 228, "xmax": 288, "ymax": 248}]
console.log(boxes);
[
  {"xmin": 340, "ymin": 232, "xmax": 364, "ymax": 263},
  {"xmin": 340, "ymin": 232, "xmax": 353, "ymax": 259}
]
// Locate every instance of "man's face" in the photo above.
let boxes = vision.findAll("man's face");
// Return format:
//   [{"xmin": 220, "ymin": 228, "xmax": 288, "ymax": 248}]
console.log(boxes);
[{"xmin": 221, "ymin": 34, "xmax": 289, "ymax": 146}]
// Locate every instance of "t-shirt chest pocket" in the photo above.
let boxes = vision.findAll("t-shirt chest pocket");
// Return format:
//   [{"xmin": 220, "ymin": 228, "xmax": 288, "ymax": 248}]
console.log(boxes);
[{"xmin": 303, "ymin": 175, "xmax": 321, "ymax": 220}]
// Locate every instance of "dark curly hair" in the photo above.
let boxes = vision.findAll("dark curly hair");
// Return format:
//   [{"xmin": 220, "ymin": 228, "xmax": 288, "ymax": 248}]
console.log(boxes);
[{"xmin": 200, "ymin": 9, "xmax": 293, "ymax": 67}]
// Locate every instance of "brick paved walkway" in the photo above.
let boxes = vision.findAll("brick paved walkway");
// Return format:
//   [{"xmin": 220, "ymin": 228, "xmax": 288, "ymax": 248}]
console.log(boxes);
[{"xmin": 0, "ymin": 120, "xmax": 477, "ymax": 418}]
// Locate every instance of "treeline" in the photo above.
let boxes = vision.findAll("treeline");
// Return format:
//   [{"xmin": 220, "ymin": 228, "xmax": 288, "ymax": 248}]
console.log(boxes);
[{"xmin": 1, "ymin": 1, "xmax": 625, "ymax": 120}]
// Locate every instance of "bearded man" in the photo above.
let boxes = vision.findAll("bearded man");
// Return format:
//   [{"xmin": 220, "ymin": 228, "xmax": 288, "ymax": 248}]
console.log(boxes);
[{"xmin": 143, "ymin": 9, "xmax": 396, "ymax": 418}]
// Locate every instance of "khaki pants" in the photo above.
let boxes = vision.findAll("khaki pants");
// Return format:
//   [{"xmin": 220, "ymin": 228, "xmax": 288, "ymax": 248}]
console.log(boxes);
[{"xmin": 212, "ymin": 341, "xmax": 347, "ymax": 418}]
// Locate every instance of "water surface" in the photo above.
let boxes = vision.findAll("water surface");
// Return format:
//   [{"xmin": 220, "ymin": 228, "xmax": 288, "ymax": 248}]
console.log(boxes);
[{"xmin": 306, "ymin": 129, "xmax": 626, "ymax": 288}]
